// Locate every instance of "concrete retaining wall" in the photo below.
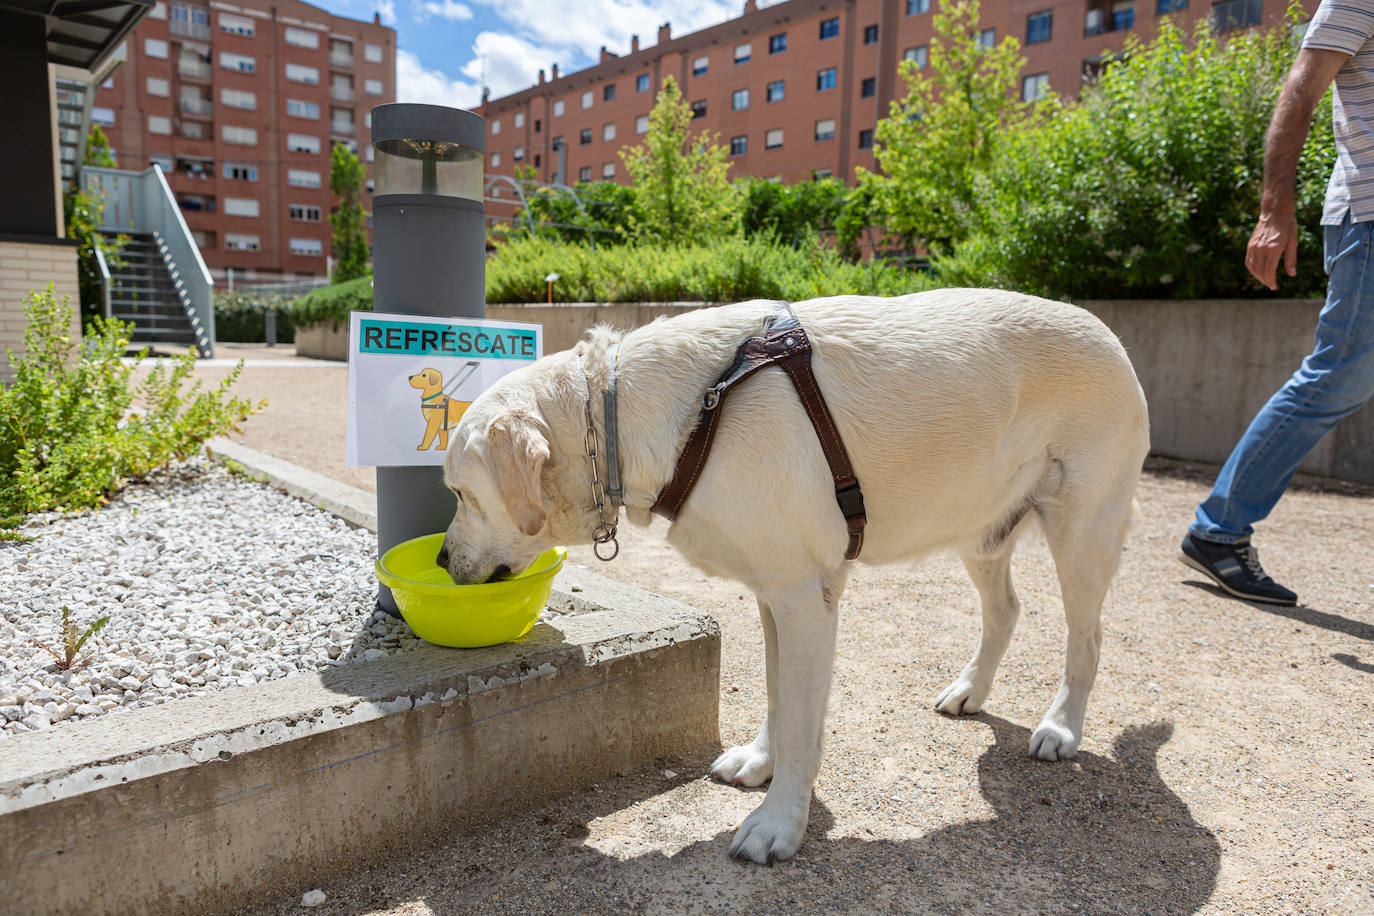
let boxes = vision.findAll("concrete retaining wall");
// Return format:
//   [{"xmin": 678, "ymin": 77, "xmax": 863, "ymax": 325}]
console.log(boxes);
[{"xmin": 294, "ymin": 296, "xmax": 1373, "ymax": 484}]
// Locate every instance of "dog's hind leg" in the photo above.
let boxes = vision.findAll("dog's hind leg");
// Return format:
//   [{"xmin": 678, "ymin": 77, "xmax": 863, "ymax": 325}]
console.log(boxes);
[
  {"xmin": 710, "ymin": 598, "xmax": 778, "ymax": 787},
  {"xmin": 1030, "ymin": 475, "xmax": 1135, "ymax": 761},
  {"xmin": 729, "ymin": 578, "xmax": 839, "ymax": 865},
  {"xmin": 935, "ymin": 538, "xmax": 1024, "ymax": 716}
]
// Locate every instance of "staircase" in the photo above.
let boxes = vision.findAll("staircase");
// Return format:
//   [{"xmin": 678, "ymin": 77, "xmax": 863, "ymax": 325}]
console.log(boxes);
[{"xmin": 101, "ymin": 230, "xmax": 209, "ymax": 352}]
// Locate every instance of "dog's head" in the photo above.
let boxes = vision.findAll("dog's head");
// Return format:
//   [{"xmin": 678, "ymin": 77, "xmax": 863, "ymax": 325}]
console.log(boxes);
[
  {"xmin": 438, "ymin": 376, "xmax": 556, "ymax": 584},
  {"xmin": 409, "ymin": 368, "xmax": 442, "ymax": 391}
]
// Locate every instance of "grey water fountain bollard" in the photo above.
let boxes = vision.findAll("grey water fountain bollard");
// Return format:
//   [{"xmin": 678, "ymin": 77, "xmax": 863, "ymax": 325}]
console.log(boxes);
[{"xmin": 370, "ymin": 103, "xmax": 486, "ymax": 616}]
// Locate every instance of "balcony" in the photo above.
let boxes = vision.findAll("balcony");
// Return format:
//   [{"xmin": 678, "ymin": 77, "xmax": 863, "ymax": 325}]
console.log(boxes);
[
  {"xmin": 331, "ymin": 84, "xmax": 355, "ymax": 103},
  {"xmin": 176, "ymin": 120, "xmax": 209, "ymax": 140},
  {"xmin": 178, "ymin": 59, "xmax": 212, "ymax": 81},
  {"xmin": 329, "ymin": 50, "xmax": 354, "ymax": 69},
  {"xmin": 1084, "ymin": 1, "xmax": 1135, "ymax": 36},
  {"xmin": 330, "ymin": 120, "xmax": 355, "ymax": 137},
  {"xmin": 169, "ymin": 19, "xmax": 211, "ymax": 40},
  {"xmin": 179, "ymin": 97, "xmax": 213, "ymax": 117}
]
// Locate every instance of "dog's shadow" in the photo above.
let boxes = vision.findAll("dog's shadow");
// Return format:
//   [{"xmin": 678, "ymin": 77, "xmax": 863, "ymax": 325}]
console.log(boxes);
[{"xmin": 323, "ymin": 715, "xmax": 1220, "ymax": 915}]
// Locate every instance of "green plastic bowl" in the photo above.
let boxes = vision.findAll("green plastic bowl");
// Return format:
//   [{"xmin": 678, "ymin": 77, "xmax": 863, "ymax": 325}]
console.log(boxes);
[{"xmin": 375, "ymin": 533, "xmax": 565, "ymax": 648}]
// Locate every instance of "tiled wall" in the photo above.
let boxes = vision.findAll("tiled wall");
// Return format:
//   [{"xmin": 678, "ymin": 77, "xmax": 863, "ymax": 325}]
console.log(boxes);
[{"xmin": 0, "ymin": 241, "xmax": 82, "ymax": 380}]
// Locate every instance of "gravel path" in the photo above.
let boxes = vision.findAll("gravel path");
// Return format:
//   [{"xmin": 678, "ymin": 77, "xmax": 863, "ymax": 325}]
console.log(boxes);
[{"xmin": 0, "ymin": 460, "xmax": 414, "ymax": 737}]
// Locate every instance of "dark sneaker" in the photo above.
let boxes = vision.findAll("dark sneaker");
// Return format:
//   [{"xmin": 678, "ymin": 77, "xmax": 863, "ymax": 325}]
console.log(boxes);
[{"xmin": 1179, "ymin": 534, "xmax": 1297, "ymax": 605}]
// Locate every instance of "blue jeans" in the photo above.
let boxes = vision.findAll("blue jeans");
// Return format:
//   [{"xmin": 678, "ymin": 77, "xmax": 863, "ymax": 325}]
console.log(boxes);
[{"xmin": 1191, "ymin": 210, "xmax": 1374, "ymax": 544}]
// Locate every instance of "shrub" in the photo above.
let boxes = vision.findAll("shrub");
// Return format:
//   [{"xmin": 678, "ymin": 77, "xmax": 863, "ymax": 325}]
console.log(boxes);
[
  {"xmin": 937, "ymin": 7, "xmax": 1330, "ymax": 299},
  {"xmin": 214, "ymin": 290, "xmax": 296, "ymax": 343},
  {"xmin": 740, "ymin": 178, "xmax": 849, "ymax": 249},
  {"xmin": 288, "ymin": 274, "xmax": 373, "ymax": 327},
  {"xmin": 0, "ymin": 285, "xmax": 261, "ymax": 530}
]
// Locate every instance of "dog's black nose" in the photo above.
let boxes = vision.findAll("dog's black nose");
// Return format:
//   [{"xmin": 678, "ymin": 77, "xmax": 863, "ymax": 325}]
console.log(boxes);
[{"xmin": 436, "ymin": 546, "xmax": 450, "ymax": 569}]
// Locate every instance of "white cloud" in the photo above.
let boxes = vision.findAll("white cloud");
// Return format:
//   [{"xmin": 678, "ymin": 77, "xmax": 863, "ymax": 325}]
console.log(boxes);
[
  {"xmin": 469, "ymin": 0, "xmax": 736, "ymax": 62},
  {"xmin": 396, "ymin": 49, "xmax": 481, "ymax": 108},
  {"xmin": 419, "ymin": 0, "xmax": 473, "ymax": 21},
  {"xmin": 460, "ymin": 31, "xmax": 564, "ymax": 100},
  {"xmin": 376, "ymin": 0, "xmax": 396, "ymax": 25}
]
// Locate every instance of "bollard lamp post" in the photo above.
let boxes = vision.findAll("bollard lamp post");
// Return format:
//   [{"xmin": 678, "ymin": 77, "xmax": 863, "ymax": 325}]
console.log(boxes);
[{"xmin": 370, "ymin": 103, "xmax": 486, "ymax": 616}]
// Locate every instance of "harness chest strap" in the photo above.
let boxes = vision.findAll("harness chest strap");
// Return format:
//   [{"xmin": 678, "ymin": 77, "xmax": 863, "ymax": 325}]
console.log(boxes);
[{"xmin": 650, "ymin": 304, "xmax": 867, "ymax": 561}]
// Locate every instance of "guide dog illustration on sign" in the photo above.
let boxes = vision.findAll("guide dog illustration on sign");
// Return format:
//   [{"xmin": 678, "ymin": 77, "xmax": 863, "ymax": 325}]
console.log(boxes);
[{"xmin": 409, "ymin": 360, "xmax": 480, "ymax": 451}]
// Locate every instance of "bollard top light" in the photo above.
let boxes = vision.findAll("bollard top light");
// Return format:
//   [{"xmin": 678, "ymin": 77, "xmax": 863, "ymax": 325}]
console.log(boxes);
[{"xmin": 371, "ymin": 103, "xmax": 485, "ymax": 201}]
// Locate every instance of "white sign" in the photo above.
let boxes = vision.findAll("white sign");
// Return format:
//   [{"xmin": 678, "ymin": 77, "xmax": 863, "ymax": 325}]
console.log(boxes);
[{"xmin": 346, "ymin": 310, "xmax": 543, "ymax": 467}]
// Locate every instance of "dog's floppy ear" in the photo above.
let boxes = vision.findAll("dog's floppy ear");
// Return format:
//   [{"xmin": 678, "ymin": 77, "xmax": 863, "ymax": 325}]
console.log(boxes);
[{"xmin": 485, "ymin": 412, "xmax": 550, "ymax": 536}]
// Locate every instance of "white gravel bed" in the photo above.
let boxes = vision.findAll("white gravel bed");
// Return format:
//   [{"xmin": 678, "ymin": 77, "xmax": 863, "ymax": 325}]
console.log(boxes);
[{"xmin": 0, "ymin": 460, "xmax": 419, "ymax": 739}]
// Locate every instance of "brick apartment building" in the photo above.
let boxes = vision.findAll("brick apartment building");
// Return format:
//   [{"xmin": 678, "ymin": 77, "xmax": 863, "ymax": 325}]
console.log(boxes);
[
  {"xmin": 94, "ymin": 0, "xmax": 396, "ymax": 283},
  {"xmin": 476, "ymin": 0, "xmax": 1320, "ymax": 224}
]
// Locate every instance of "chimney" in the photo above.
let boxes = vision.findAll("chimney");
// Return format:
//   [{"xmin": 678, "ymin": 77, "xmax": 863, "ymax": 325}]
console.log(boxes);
[
  {"xmin": 600, "ymin": 45, "xmax": 611, "ymax": 62},
  {"xmin": 658, "ymin": 22, "xmax": 671, "ymax": 43},
  {"xmin": 743, "ymin": 0, "xmax": 757, "ymax": 12},
  {"xmin": 631, "ymin": 34, "xmax": 640, "ymax": 53},
  {"xmin": 373, "ymin": 11, "xmax": 380, "ymax": 23},
  {"xmin": 538, "ymin": 69, "xmax": 546, "ymax": 84},
  {"xmin": 551, "ymin": 63, "xmax": 559, "ymax": 79},
  {"xmin": 481, "ymin": 87, "xmax": 490, "ymax": 103}
]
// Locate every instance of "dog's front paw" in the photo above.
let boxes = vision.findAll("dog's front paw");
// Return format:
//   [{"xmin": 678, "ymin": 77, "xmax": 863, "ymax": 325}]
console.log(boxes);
[
  {"xmin": 934, "ymin": 673, "xmax": 991, "ymax": 716},
  {"xmin": 1029, "ymin": 720, "xmax": 1080, "ymax": 760},
  {"xmin": 710, "ymin": 742, "xmax": 774, "ymax": 787},
  {"xmin": 729, "ymin": 803, "xmax": 807, "ymax": 865}
]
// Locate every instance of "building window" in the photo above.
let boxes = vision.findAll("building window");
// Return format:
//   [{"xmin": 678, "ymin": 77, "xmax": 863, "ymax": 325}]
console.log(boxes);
[
  {"xmin": 817, "ymin": 67, "xmax": 837, "ymax": 91},
  {"xmin": 147, "ymin": 115, "xmax": 171, "ymax": 135},
  {"xmin": 732, "ymin": 88, "xmax": 750, "ymax": 110},
  {"xmin": 635, "ymin": 114, "xmax": 650, "ymax": 134},
  {"xmin": 977, "ymin": 28, "xmax": 996, "ymax": 48},
  {"xmin": 692, "ymin": 55, "xmax": 709, "ymax": 76},
  {"xmin": 858, "ymin": 129, "xmax": 874, "ymax": 149},
  {"xmin": 514, "ymin": 112, "xmax": 525, "ymax": 128},
  {"xmin": 819, "ymin": 16, "xmax": 839, "ymax": 40},
  {"xmin": 224, "ymin": 162, "xmax": 258, "ymax": 181},
  {"xmin": 765, "ymin": 129, "xmax": 783, "ymax": 149},
  {"xmin": 219, "ymin": 12, "xmax": 253, "ymax": 35},
  {"xmin": 221, "ymin": 51, "xmax": 255, "ymax": 72},
  {"xmin": 365, "ymin": 43, "xmax": 384, "ymax": 63},
  {"xmin": 1027, "ymin": 10, "xmax": 1053, "ymax": 43},
  {"xmin": 735, "ymin": 42, "xmax": 751, "ymax": 63},
  {"xmin": 766, "ymin": 79, "xmax": 785, "ymax": 102},
  {"xmin": 814, "ymin": 168, "xmax": 834, "ymax": 179},
  {"xmin": 602, "ymin": 162, "xmax": 615, "ymax": 178},
  {"xmin": 534, "ymin": 118, "xmax": 540, "ymax": 132},
  {"xmin": 365, "ymin": 78, "xmax": 383, "ymax": 96},
  {"xmin": 150, "ymin": 155, "xmax": 173, "ymax": 172},
  {"xmin": 288, "ymin": 169, "xmax": 321, "ymax": 188},
  {"xmin": 1211, "ymin": 0, "xmax": 1258, "ymax": 31},
  {"xmin": 224, "ymin": 197, "xmax": 260, "ymax": 218},
  {"xmin": 603, "ymin": 123, "xmax": 615, "ymax": 141},
  {"xmin": 553, "ymin": 99, "xmax": 565, "ymax": 116},
  {"xmin": 603, "ymin": 83, "xmax": 615, "ymax": 101},
  {"xmin": 906, "ymin": 0, "xmax": 929, "ymax": 14},
  {"xmin": 514, "ymin": 146, "xmax": 525, "ymax": 161},
  {"xmin": 92, "ymin": 106, "xmax": 116, "ymax": 126},
  {"xmin": 730, "ymin": 135, "xmax": 747, "ymax": 155},
  {"xmin": 1158, "ymin": 0, "xmax": 1188, "ymax": 11},
  {"xmin": 289, "ymin": 237, "xmax": 324, "ymax": 256},
  {"xmin": 286, "ymin": 99, "xmax": 320, "ymax": 119},
  {"xmin": 223, "ymin": 125, "xmax": 258, "ymax": 144},
  {"xmin": 284, "ymin": 27, "xmax": 319, "ymax": 49},
  {"xmin": 581, "ymin": 89, "xmax": 594, "ymax": 108},
  {"xmin": 146, "ymin": 76, "xmax": 170, "ymax": 96},
  {"xmin": 580, "ymin": 127, "xmax": 592, "ymax": 145},
  {"xmin": 289, "ymin": 204, "xmax": 322, "ymax": 222},
  {"xmin": 1022, "ymin": 72, "xmax": 1051, "ymax": 101},
  {"xmin": 145, "ymin": 37, "xmax": 169, "ymax": 58},
  {"xmin": 861, "ymin": 77, "xmax": 876, "ymax": 98},
  {"xmin": 690, "ymin": 99, "xmax": 707, "ymax": 119},
  {"xmin": 769, "ymin": 33, "xmax": 787, "ymax": 54},
  {"xmin": 225, "ymin": 233, "xmax": 260, "ymax": 251},
  {"xmin": 222, "ymin": 88, "xmax": 257, "ymax": 109},
  {"xmin": 636, "ymin": 73, "xmax": 650, "ymax": 92},
  {"xmin": 814, "ymin": 118, "xmax": 835, "ymax": 141},
  {"xmin": 285, "ymin": 63, "xmax": 319, "ymax": 84},
  {"xmin": 491, "ymin": 119, "xmax": 501, "ymax": 135},
  {"xmin": 864, "ymin": 24, "xmax": 879, "ymax": 44},
  {"xmin": 579, "ymin": 165, "xmax": 592, "ymax": 181},
  {"xmin": 904, "ymin": 45, "xmax": 929, "ymax": 68},
  {"xmin": 287, "ymin": 133, "xmax": 320, "ymax": 153}
]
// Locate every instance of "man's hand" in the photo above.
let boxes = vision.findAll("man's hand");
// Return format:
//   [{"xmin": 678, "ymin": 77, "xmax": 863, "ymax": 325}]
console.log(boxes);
[{"xmin": 1246, "ymin": 207, "xmax": 1299, "ymax": 291}]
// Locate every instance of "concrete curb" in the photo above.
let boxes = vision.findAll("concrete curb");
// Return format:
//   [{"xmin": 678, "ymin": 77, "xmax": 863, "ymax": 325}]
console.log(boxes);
[
  {"xmin": 206, "ymin": 437, "xmax": 378, "ymax": 531},
  {"xmin": 1, "ymin": 446, "xmax": 722, "ymax": 916}
]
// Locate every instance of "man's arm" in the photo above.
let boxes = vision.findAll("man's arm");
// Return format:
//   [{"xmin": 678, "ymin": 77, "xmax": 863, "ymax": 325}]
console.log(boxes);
[{"xmin": 1247, "ymin": 47, "xmax": 1347, "ymax": 291}]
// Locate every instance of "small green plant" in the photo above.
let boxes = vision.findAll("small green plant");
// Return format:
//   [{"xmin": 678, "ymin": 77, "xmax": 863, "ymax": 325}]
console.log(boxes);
[
  {"xmin": 222, "ymin": 457, "xmax": 268, "ymax": 484},
  {"xmin": 0, "ymin": 285, "xmax": 263, "ymax": 530},
  {"xmin": 33, "ymin": 606, "xmax": 111, "ymax": 671}
]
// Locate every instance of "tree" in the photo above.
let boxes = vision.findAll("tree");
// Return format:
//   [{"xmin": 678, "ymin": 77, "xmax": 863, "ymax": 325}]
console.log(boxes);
[
  {"xmin": 329, "ymin": 142, "xmax": 369, "ymax": 283},
  {"xmin": 739, "ymin": 177, "xmax": 848, "ymax": 248},
  {"xmin": 619, "ymin": 76, "xmax": 737, "ymax": 244},
  {"xmin": 859, "ymin": 0, "xmax": 1030, "ymax": 254},
  {"xmin": 84, "ymin": 125, "xmax": 116, "ymax": 168}
]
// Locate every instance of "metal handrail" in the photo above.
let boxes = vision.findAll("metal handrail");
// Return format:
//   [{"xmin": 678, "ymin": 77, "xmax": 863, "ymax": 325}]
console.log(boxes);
[{"xmin": 93, "ymin": 243, "xmax": 112, "ymax": 320}]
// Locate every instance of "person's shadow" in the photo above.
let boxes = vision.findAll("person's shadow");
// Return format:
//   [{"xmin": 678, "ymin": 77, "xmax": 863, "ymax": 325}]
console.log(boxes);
[{"xmin": 371, "ymin": 715, "xmax": 1220, "ymax": 915}]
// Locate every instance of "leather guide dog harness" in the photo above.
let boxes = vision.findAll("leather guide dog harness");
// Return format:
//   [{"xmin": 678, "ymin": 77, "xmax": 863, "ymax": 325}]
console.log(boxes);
[{"xmin": 650, "ymin": 303, "xmax": 867, "ymax": 561}]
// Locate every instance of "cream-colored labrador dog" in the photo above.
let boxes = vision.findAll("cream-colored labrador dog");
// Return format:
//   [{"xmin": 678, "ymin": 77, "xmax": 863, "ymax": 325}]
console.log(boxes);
[{"xmin": 438, "ymin": 289, "xmax": 1149, "ymax": 864}]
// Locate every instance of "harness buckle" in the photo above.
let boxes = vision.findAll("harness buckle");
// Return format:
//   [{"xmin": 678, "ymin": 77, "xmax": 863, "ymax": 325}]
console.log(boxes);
[
  {"xmin": 836, "ymin": 483, "xmax": 866, "ymax": 520},
  {"xmin": 703, "ymin": 387, "xmax": 722, "ymax": 411}
]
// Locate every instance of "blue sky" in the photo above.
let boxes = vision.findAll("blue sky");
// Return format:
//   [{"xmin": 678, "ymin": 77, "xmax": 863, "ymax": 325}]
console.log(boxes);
[{"xmin": 319, "ymin": 0, "xmax": 769, "ymax": 108}]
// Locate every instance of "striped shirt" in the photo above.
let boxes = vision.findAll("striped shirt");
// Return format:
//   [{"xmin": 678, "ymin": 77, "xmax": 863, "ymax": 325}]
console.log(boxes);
[{"xmin": 1302, "ymin": 1, "xmax": 1374, "ymax": 224}]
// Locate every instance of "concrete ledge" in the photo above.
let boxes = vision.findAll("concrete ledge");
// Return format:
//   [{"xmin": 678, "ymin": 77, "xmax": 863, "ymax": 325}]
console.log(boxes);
[{"xmin": 207, "ymin": 437, "xmax": 378, "ymax": 531}]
